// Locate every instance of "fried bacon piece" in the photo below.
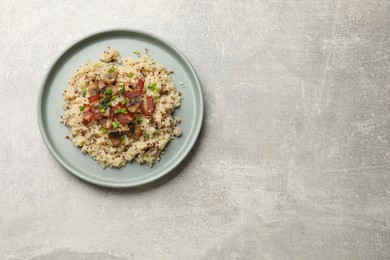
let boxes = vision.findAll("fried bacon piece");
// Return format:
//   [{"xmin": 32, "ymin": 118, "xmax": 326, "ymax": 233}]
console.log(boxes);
[
  {"xmin": 141, "ymin": 96, "xmax": 155, "ymax": 116},
  {"xmin": 82, "ymin": 109, "xmax": 94, "ymax": 125}
]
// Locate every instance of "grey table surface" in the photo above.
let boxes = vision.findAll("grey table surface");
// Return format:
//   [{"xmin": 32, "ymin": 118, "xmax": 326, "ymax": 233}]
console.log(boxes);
[{"xmin": 1, "ymin": 0, "xmax": 390, "ymax": 259}]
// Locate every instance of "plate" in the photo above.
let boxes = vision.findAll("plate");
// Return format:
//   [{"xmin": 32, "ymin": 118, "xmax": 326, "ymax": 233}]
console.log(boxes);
[{"xmin": 37, "ymin": 28, "xmax": 204, "ymax": 188}]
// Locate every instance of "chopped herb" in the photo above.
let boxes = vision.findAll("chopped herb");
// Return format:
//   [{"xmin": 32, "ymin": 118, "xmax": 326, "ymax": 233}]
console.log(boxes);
[
  {"xmin": 96, "ymin": 63, "xmax": 103, "ymax": 68},
  {"xmin": 101, "ymin": 127, "xmax": 108, "ymax": 134},
  {"xmin": 156, "ymin": 129, "xmax": 161, "ymax": 135},
  {"xmin": 81, "ymin": 87, "xmax": 87, "ymax": 96},
  {"xmin": 136, "ymin": 117, "xmax": 142, "ymax": 123},
  {"xmin": 107, "ymin": 102, "xmax": 112, "ymax": 106},
  {"xmin": 104, "ymin": 88, "xmax": 113, "ymax": 95},
  {"xmin": 128, "ymin": 72, "xmax": 134, "ymax": 78},
  {"xmin": 119, "ymin": 82, "xmax": 125, "ymax": 87},
  {"xmin": 102, "ymin": 96, "xmax": 109, "ymax": 103},
  {"xmin": 112, "ymin": 120, "xmax": 120, "ymax": 129},
  {"xmin": 100, "ymin": 108, "xmax": 106, "ymax": 113},
  {"xmin": 112, "ymin": 95, "xmax": 117, "ymax": 100},
  {"xmin": 121, "ymin": 100, "xmax": 126, "ymax": 105},
  {"xmin": 108, "ymin": 66, "xmax": 115, "ymax": 73},
  {"xmin": 114, "ymin": 108, "xmax": 127, "ymax": 114},
  {"xmin": 144, "ymin": 133, "xmax": 150, "ymax": 140},
  {"xmin": 147, "ymin": 82, "xmax": 158, "ymax": 92},
  {"xmin": 79, "ymin": 105, "xmax": 84, "ymax": 111},
  {"xmin": 119, "ymin": 85, "xmax": 125, "ymax": 94}
]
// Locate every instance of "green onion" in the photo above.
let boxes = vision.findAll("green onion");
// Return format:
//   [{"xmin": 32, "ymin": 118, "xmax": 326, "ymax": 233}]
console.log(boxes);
[
  {"xmin": 136, "ymin": 117, "xmax": 142, "ymax": 123},
  {"xmin": 121, "ymin": 100, "xmax": 126, "ymax": 105},
  {"xmin": 81, "ymin": 87, "xmax": 87, "ymax": 96},
  {"xmin": 119, "ymin": 85, "xmax": 125, "ymax": 94},
  {"xmin": 104, "ymin": 88, "xmax": 112, "ymax": 95},
  {"xmin": 128, "ymin": 72, "xmax": 134, "ymax": 78},
  {"xmin": 112, "ymin": 120, "xmax": 120, "ymax": 129},
  {"xmin": 147, "ymin": 82, "xmax": 158, "ymax": 92},
  {"xmin": 102, "ymin": 96, "xmax": 109, "ymax": 103},
  {"xmin": 144, "ymin": 133, "xmax": 150, "ymax": 140},
  {"xmin": 101, "ymin": 127, "xmax": 108, "ymax": 134},
  {"xmin": 119, "ymin": 82, "xmax": 124, "ymax": 87},
  {"xmin": 114, "ymin": 108, "xmax": 127, "ymax": 114},
  {"xmin": 108, "ymin": 67, "xmax": 115, "ymax": 73},
  {"xmin": 96, "ymin": 63, "xmax": 103, "ymax": 68},
  {"xmin": 112, "ymin": 95, "xmax": 117, "ymax": 100},
  {"xmin": 100, "ymin": 108, "xmax": 106, "ymax": 113},
  {"xmin": 156, "ymin": 129, "xmax": 161, "ymax": 135},
  {"xmin": 79, "ymin": 105, "xmax": 84, "ymax": 111}
]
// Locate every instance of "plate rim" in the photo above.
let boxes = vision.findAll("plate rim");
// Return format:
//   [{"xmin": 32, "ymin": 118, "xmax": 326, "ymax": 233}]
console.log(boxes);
[{"xmin": 37, "ymin": 28, "xmax": 204, "ymax": 188}]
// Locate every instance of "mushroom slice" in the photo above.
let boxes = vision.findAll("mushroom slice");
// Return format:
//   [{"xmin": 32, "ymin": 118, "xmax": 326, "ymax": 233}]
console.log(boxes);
[
  {"xmin": 102, "ymin": 107, "xmax": 111, "ymax": 117},
  {"xmin": 127, "ymin": 96, "xmax": 141, "ymax": 113},
  {"xmin": 111, "ymin": 85, "xmax": 119, "ymax": 95},
  {"xmin": 87, "ymin": 83, "xmax": 100, "ymax": 96},
  {"xmin": 127, "ymin": 121, "xmax": 142, "ymax": 140},
  {"xmin": 100, "ymin": 117, "xmax": 112, "ymax": 129},
  {"xmin": 98, "ymin": 80, "xmax": 108, "ymax": 88},
  {"xmin": 103, "ymin": 72, "xmax": 118, "ymax": 84},
  {"xmin": 108, "ymin": 131, "xmax": 121, "ymax": 146}
]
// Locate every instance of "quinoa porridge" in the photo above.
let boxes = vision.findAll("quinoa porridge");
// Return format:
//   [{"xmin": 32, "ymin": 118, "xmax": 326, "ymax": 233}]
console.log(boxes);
[{"xmin": 60, "ymin": 47, "xmax": 182, "ymax": 168}]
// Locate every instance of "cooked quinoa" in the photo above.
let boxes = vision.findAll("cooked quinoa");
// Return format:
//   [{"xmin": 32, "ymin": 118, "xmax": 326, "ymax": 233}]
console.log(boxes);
[{"xmin": 60, "ymin": 47, "xmax": 182, "ymax": 168}]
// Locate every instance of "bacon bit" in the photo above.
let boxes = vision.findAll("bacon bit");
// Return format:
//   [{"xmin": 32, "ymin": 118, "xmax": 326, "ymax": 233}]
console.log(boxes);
[
  {"xmin": 115, "ymin": 113, "xmax": 135, "ymax": 125},
  {"xmin": 142, "ymin": 96, "xmax": 155, "ymax": 116},
  {"xmin": 82, "ymin": 109, "xmax": 94, "ymax": 125},
  {"xmin": 93, "ymin": 112, "xmax": 102, "ymax": 120},
  {"xmin": 112, "ymin": 104, "xmax": 125, "ymax": 112},
  {"xmin": 108, "ymin": 131, "xmax": 121, "ymax": 146},
  {"xmin": 88, "ymin": 94, "xmax": 102, "ymax": 104},
  {"xmin": 124, "ymin": 89, "xmax": 142, "ymax": 98},
  {"xmin": 140, "ymin": 101, "xmax": 145, "ymax": 115},
  {"xmin": 137, "ymin": 79, "xmax": 144, "ymax": 91}
]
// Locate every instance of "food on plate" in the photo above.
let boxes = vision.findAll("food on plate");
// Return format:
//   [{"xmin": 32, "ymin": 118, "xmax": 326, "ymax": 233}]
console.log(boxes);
[{"xmin": 60, "ymin": 47, "xmax": 182, "ymax": 168}]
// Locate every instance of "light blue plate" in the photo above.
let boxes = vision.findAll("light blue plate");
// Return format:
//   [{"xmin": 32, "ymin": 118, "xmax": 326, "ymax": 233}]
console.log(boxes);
[{"xmin": 37, "ymin": 29, "xmax": 204, "ymax": 188}]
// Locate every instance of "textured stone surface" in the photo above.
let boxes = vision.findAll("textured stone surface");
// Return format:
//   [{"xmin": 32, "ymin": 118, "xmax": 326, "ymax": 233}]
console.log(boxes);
[{"xmin": 1, "ymin": 0, "xmax": 390, "ymax": 259}]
